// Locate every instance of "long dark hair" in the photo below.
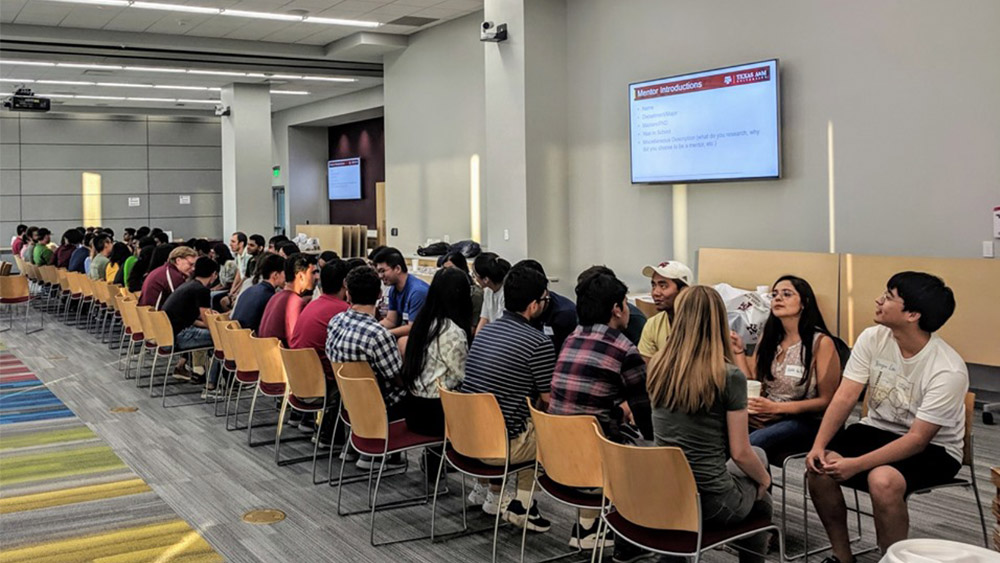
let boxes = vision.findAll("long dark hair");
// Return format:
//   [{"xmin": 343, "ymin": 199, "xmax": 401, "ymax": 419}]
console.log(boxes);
[
  {"xmin": 128, "ymin": 244, "xmax": 156, "ymax": 292},
  {"xmin": 400, "ymin": 268, "xmax": 472, "ymax": 391},
  {"xmin": 755, "ymin": 275, "xmax": 831, "ymax": 384},
  {"xmin": 211, "ymin": 242, "xmax": 233, "ymax": 266},
  {"xmin": 108, "ymin": 242, "xmax": 131, "ymax": 266}
]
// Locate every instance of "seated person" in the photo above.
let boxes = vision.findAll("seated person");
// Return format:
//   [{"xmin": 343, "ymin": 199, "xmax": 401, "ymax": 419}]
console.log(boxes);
[
  {"xmin": 326, "ymin": 266, "xmax": 408, "ymax": 468},
  {"xmin": 68, "ymin": 233, "xmax": 91, "ymax": 274},
  {"xmin": 399, "ymin": 268, "xmax": 473, "ymax": 437},
  {"xmin": 258, "ymin": 253, "xmax": 317, "ymax": 346},
  {"xmin": 439, "ymin": 251, "xmax": 484, "ymax": 326},
  {"xmin": 637, "ymin": 260, "xmax": 692, "ymax": 360},
  {"xmin": 648, "ymin": 285, "xmax": 772, "ymax": 563},
  {"xmin": 126, "ymin": 240, "xmax": 156, "ymax": 293},
  {"xmin": 54, "ymin": 229, "xmax": 82, "ymax": 269},
  {"xmin": 462, "ymin": 265, "xmax": 556, "ymax": 533},
  {"xmin": 472, "ymin": 252, "xmax": 511, "ymax": 333},
  {"xmin": 730, "ymin": 276, "xmax": 841, "ymax": 459},
  {"xmin": 577, "ymin": 265, "xmax": 647, "ymax": 346},
  {"xmin": 32, "ymin": 228, "xmax": 54, "ymax": 266},
  {"xmin": 230, "ymin": 253, "xmax": 286, "ymax": 333},
  {"xmin": 139, "ymin": 246, "xmax": 196, "ymax": 310},
  {"xmin": 276, "ymin": 241, "xmax": 300, "ymax": 258},
  {"xmin": 161, "ymin": 257, "xmax": 219, "ymax": 383},
  {"xmin": 514, "ymin": 259, "xmax": 578, "ymax": 353},
  {"xmin": 807, "ymin": 272, "xmax": 966, "ymax": 563},
  {"xmin": 549, "ymin": 270, "xmax": 650, "ymax": 556},
  {"xmin": 11, "ymin": 224, "xmax": 26, "ymax": 258},
  {"xmin": 210, "ymin": 242, "xmax": 237, "ymax": 290},
  {"xmin": 268, "ymin": 234, "xmax": 289, "ymax": 253},
  {"xmin": 289, "ymin": 259, "xmax": 353, "ymax": 443},
  {"xmin": 88, "ymin": 235, "xmax": 113, "ymax": 281},
  {"xmin": 105, "ymin": 242, "xmax": 131, "ymax": 283},
  {"xmin": 372, "ymin": 247, "xmax": 429, "ymax": 339}
]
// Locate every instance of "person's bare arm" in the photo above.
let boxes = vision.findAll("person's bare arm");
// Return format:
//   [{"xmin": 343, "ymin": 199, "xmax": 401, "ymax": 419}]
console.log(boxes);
[
  {"xmin": 806, "ymin": 378, "xmax": 864, "ymax": 472},
  {"xmin": 822, "ymin": 420, "xmax": 942, "ymax": 482},
  {"xmin": 726, "ymin": 409, "xmax": 771, "ymax": 497}
]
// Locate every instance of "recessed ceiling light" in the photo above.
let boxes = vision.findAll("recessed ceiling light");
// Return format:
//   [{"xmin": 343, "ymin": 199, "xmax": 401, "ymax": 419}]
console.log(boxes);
[
  {"xmin": 130, "ymin": 1, "xmax": 216, "ymax": 14},
  {"xmin": 270, "ymin": 90, "xmax": 309, "ymax": 95},
  {"xmin": 37, "ymin": 80, "xmax": 95, "ymax": 85},
  {"xmin": 1, "ymin": 59, "xmax": 359, "ymax": 83}
]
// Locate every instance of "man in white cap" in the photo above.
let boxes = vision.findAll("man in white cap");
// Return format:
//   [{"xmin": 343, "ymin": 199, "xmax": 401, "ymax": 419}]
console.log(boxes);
[{"xmin": 637, "ymin": 260, "xmax": 693, "ymax": 360}]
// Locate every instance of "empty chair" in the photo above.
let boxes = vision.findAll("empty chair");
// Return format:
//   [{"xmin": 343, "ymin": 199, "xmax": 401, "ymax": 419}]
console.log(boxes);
[
  {"xmin": 280, "ymin": 346, "xmax": 338, "ymax": 483},
  {"xmin": 1, "ymin": 275, "xmax": 42, "ymax": 334}
]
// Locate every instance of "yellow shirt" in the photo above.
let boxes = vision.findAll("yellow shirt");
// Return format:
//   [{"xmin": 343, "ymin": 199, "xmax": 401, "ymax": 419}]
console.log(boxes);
[
  {"xmin": 105, "ymin": 263, "xmax": 120, "ymax": 283},
  {"xmin": 638, "ymin": 311, "xmax": 671, "ymax": 358}
]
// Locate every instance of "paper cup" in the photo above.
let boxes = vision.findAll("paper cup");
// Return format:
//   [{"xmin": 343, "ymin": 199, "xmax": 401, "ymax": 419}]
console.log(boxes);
[{"xmin": 746, "ymin": 380, "xmax": 762, "ymax": 399}]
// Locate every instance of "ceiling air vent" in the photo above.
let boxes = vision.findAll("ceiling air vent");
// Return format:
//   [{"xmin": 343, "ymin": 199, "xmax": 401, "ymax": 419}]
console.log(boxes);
[{"xmin": 387, "ymin": 16, "xmax": 438, "ymax": 27}]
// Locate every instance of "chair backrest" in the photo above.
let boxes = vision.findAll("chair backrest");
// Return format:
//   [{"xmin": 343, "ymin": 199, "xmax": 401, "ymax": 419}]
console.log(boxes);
[
  {"xmin": 439, "ymin": 387, "xmax": 508, "ymax": 459},
  {"xmin": 280, "ymin": 347, "xmax": 327, "ymax": 400},
  {"xmin": 146, "ymin": 310, "xmax": 175, "ymax": 348},
  {"xmin": 118, "ymin": 295, "xmax": 139, "ymax": 331},
  {"xmin": 335, "ymin": 367, "xmax": 387, "ymax": 440},
  {"xmin": 596, "ymin": 432, "xmax": 700, "ymax": 533},
  {"xmin": 23, "ymin": 263, "xmax": 37, "ymax": 282},
  {"xmin": 250, "ymin": 335, "xmax": 285, "ymax": 385},
  {"xmin": 93, "ymin": 280, "xmax": 109, "ymax": 306},
  {"xmin": 329, "ymin": 361, "xmax": 376, "ymax": 380},
  {"xmin": 218, "ymin": 321, "xmax": 240, "ymax": 363},
  {"xmin": 13, "ymin": 254, "xmax": 24, "ymax": 273},
  {"xmin": 78, "ymin": 275, "xmax": 95, "ymax": 298},
  {"xmin": 106, "ymin": 284, "xmax": 122, "ymax": 310},
  {"xmin": 58, "ymin": 269, "xmax": 71, "ymax": 292},
  {"xmin": 528, "ymin": 402, "xmax": 603, "ymax": 489},
  {"xmin": 135, "ymin": 305, "xmax": 155, "ymax": 344},
  {"xmin": 0, "ymin": 275, "xmax": 29, "ymax": 299},
  {"xmin": 38, "ymin": 265, "xmax": 57, "ymax": 285},
  {"xmin": 230, "ymin": 327, "xmax": 260, "ymax": 373},
  {"xmin": 0, "ymin": 261, "xmax": 11, "ymax": 276}
]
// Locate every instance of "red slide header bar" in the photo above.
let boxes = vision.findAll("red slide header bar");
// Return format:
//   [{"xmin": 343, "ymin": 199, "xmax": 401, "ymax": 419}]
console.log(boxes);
[
  {"xmin": 634, "ymin": 66, "xmax": 771, "ymax": 101},
  {"xmin": 330, "ymin": 158, "xmax": 360, "ymax": 168}
]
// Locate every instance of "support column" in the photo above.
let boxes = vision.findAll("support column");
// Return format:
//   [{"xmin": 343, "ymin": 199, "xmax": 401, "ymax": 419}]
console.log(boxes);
[{"xmin": 221, "ymin": 83, "xmax": 273, "ymax": 237}]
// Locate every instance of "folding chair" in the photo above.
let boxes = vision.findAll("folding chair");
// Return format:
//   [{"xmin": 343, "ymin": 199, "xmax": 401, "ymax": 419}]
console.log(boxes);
[
  {"xmin": 594, "ymin": 432, "xmax": 783, "ymax": 563},
  {"xmin": 280, "ymin": 346, "xmax": 339, "ymax": 484},
  {"xmin": 335, "ymin": 367, "xmax": 444, "ymax": 546}
]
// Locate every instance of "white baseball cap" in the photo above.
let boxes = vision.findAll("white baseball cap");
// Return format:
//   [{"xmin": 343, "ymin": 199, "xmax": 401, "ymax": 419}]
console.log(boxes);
[{"xmin": 642, "ymin": 260, "xmax": 693, "ymax": 285}]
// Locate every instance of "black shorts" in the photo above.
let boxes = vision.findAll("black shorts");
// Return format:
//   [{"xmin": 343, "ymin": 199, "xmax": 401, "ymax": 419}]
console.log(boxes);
[{"xmin": 826, "ymin": 423, "xmax": 961, "ymax": 495}]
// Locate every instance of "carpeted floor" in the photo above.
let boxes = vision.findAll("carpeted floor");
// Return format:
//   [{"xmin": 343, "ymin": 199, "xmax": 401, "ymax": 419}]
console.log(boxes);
[{"xmin": 0, "ymin": 348, "xmax": 222, "ymax": 562}]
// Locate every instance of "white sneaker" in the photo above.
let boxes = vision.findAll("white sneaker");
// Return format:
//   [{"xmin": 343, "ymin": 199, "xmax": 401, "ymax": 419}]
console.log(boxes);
[
  {"xmin": 467, "ymin": 481, "xmax": 488, "ymax": 506},
  {"xmin": 482, "ymin": 488, "xmax": 513, "ymax": 515}
]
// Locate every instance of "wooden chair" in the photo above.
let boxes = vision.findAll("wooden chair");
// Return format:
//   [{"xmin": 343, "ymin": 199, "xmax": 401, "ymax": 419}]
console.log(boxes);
[
  {"xmin": 594, "ymin": 432, "xmax": 782, "ymax": 562},
  {"xmin": 0, "ymin": 260, "xmax": 11, "ymax": 276},
  {"xmin": 202, "ymin": 310, "xmax": 229, "ymax": 412},
  {"xmin": 248, "ymin": 335, "xmax": 304, "ymax": 461},
  {"xmin": 116, "ymin": 294, "xmax": 142, "ymax": 377},
  {"xmin": 37, "ymin": 265, "xmax": 59, "ymax": 313},
  {"xmin": 57, "ymin": 269, "xmax": 76, "ymax": 323},
  {"xmin": 634, "ymin": 296, "xmax": 659, "ymax": 320},
  {"xmin": 519, "ymin": 403, "xmax": 608, "ymax": 562},
  {"xmin": 280, "ymin": 347, "xmax": 337, "ymax": 484},
  {"xmin": 0, "ymin": 275, "xmax": 42, "ymax": 334},
  {"xmin": 133, "ymin": 305, "xmax": 157, "ymax": 389},
  {"xmin": 74, "ymin": 273, "xmax": 96, "ymax": 330},
  {"xmin": 220, "ymin": 322, "xmax": 253, "ymax": 430},
  {"xmin": 147, "ymin": 309, "xmax": 213, "ymax": 407},
  {"xmin": 432, "ymin": 388, "xmax": 534, "ymax": 563},
  {"xmin": 334, "ymin": 367, "xmax": 444, "ymax": 546},
  {"xmin": 238, "ymin": 330, "xmax": 273, "ymax": 442}
]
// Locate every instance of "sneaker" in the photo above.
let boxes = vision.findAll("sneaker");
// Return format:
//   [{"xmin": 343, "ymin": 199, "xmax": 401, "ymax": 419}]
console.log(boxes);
[
  {"xmin": 312, "ymin": 434, "xmax": 332, "ymax": 449},
  {"xmin": 339, "ymin": 447, "xmax": 359, "ymax": 462},
  {"xmin": 200, "ymin": 387, "xmax": 221, "ymax": 400},
  {"xmin": 189, "ymin": 373, "xmax": 205, "ymax": 385},
  {"xmin": 356, "ymin": 453, "xmax": 407, "ymax": 470},
  {"xmin": 482, "ymin": 487, "xmax": 513, "ymax": 515},
  {"xmin": 612, "ymin": 540, "xmax": 647, "ymax": 563},
  {"xmin": 569, "ymin": 520, "xmax": 613, "ymax": 549},
  {"xmin": 468, "ymin": 481, "xmax": 489, "ymax": 506},
  {"xmin": 502, "ymin": 499, "xmax": 551, "ymax": 533},
  {"xmin": 297, "ymin": 418, "xmax": 317, "ymax": 433},
  {"xmin": 172, "ymin": 366, "xmax": 192, "ymax": 381}
]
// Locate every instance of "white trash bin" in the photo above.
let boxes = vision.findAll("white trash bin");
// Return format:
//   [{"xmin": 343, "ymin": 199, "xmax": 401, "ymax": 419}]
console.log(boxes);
[{"xmin": 880, "ymin": 538, "xmax": 1000, "ymax": 563}]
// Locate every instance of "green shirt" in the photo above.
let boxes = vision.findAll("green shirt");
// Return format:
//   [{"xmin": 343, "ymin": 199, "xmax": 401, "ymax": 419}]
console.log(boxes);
[
  {"xmin": 651, "ymin": 364, "xmax": 747, "ymax": 497},
  {"xmin": 33, "ymin": 243, "xmax": 53, "ymax": 266},
  {"xmin": 122, "ymin": 255, "xmax": 138, "ymax": 286}
]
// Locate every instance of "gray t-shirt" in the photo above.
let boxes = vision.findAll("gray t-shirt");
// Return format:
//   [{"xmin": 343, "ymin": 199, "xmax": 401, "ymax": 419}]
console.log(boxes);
[{"xmin": 652, "ymin": 364, "xmax": 747, "ymax": 497}]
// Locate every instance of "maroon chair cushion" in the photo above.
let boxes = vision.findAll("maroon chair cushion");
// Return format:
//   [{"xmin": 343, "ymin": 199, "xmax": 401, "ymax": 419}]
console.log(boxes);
[
  {"xmin": 0, "ymin": 296, "xmax": 30, "ymax": 304},
  {"xmin": 288, "ymin": 394, "xmax": 325, "ymax": 412},
  {"xmin": 605, "ymin": 507, "xmax": 773, "ymax": 554},
  {"xmin": 224, "ymin": 359, "xmax": 236, "ymax": 371},
  {"xmin": 258, "ymin": 380, "xmax": 285, "ymax": 396},
  {"xmin": 536, "ymin": 474, "xmax": 603, "ymax": 508},
  {"xmin": 131, "ymin": 332, "xmax": 144, "ymax": 341},
  {"xmin": 444, "ymin": 449, "xmax": 535, "ymax": 478},
  {"xmin": 351, "ymin": 420, "xmax": 442, "ymax": 456},
  {"xmin": 235, "ymin": 370, "xmax": 258, "ymax": 384},
  {"xmin": 213, "ymin": 350, "xmax": 225, "ymax": 360}
]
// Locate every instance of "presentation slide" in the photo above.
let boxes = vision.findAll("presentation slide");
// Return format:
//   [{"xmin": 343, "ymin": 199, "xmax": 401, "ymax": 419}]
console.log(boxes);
[
  {"xmin": 328, "ymin": 158, "xmax": 362, "ymax": 200},
  {"xmin": 629, "ymin": 59, "xmax": 780, "ymax": 184}
]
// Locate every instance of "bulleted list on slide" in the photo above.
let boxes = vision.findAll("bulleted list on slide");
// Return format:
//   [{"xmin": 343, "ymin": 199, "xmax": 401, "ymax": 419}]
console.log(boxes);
[{"xmin": 630, "ymin": 61, "xmax": 780, "ymax": 183}]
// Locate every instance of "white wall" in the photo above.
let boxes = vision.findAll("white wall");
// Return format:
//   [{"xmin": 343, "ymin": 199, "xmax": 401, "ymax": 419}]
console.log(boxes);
[
  {"xmin": 1, "ymin": 112, "xmax": 222, "ymax": 240},
  {"xmin": 383, "ymin": 12, "xmax": 486, "ymax": 255}
]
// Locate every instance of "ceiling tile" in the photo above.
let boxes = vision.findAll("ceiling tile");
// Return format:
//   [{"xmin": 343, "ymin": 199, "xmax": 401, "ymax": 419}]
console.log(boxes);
[
  {"xmin": 182, "ymin": 18, "xmax": 247, "ymax": 37},
  {"xmin": 293, "ymin": 27, "xmax": 357, "ymax": 45},
  {"xmin": 59, "ymin": 5, "xmax": 124, "ymax": 29},
  {"xmin": 335, "ymin": 0, "xmax": 389, "ymax": 11},
  {"xmin": 140, "ymin": 13, "xmax": 213, "ymax": 34},
  {"xmin": 224, "ymin": 20, "xmax": 294, "ymax": 41},
  {"xmin": 13, "ymin": 1, "xmax": 71, "ymax": 26},
  {"xmin": 258, "ymin": 23, "xmax": 326, "ymax": 43},
  {"xmin": 0, "ymin": 0, "xmax": 28, "ymax": 23},
  {"xmin": 412, "ymin": 6, "xmax": 461, "ymax": 18},
  {"xmin": 434, "ymin": 0, "xmax": 479, "ymax": 9},
  {"xmin": 281, "ymin": 0, "xmax": 347, "ymax": 10},
  {"xmin": 392, "ymin": 0, "xmax": 445, "ymax": 7},
  {"xmin": 102, "ymin": 9, "xmax": 167, "ymax": 32}
]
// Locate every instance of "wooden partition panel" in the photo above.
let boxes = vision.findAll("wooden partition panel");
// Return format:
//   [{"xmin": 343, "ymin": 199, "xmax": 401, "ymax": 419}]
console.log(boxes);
[
  {"xmin": 840, "ymin": 253, "xmax": 1000, "ymax": 366},
  {"xmin": 697, "ymin": 248, "xmax": 841, "ymax": 336},
  {"xmin": 295, "ymin": 224, "xmax": 370, "ymax": 258}
]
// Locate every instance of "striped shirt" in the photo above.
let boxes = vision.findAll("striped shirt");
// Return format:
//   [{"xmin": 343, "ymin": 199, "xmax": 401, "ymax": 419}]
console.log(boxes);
[
  {"xmin": 549, "ymin": 324, "xmax": 650, "ymax": 441},
  {"xmin": 462, "ymin": 311, "xmax": 556, "ymax": 438},
  {"xmin": 326, "ymin": 309, "xmax": 407, "ymax": 408}
]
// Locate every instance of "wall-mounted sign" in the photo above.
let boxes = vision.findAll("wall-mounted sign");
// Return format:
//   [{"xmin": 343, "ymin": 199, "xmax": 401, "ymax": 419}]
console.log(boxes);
[
  {"xmin": 128, "ymin": 197, "xmax": 140, "ymax": 207},
  {"xmin": 179, "ymin": 195, "xmax": 191, "ymax": 205}
]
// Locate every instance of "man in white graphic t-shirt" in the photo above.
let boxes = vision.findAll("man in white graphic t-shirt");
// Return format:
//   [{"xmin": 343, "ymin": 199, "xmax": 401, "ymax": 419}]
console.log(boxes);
[{"xmin": 805, "ymin": 272, "xmax": 967, "ymax": 563}]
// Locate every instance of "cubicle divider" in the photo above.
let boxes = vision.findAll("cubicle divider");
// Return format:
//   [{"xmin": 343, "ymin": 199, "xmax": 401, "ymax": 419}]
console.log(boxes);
[
  {"xmin": 294, "ymin": 224, "xmax": 368, "ymax": 258},
  {"xmin": 697, "ymin": 247, "xmax": 1000, "ymax": 367}
]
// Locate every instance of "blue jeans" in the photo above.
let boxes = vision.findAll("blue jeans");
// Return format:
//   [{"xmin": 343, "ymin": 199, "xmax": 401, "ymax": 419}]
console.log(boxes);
[
  {"xmin": 175, "ymin": 326, "xmax": 212, "ymax": 352},
  {"xmin": 749, "ymin": 417, "xmax": 820, "ymax": 460}
]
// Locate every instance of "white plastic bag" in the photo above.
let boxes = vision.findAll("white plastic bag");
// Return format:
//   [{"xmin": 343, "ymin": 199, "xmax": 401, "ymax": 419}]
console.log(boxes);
[{"xmin": 713, "ymin": 283, "xmax": 771, "ymax": 345}]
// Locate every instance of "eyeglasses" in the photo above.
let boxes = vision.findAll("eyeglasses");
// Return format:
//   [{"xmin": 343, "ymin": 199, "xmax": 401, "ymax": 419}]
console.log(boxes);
[
  {"xmin": 770, "ymin": 289, "xmax": 798, "ymax": 300},
  {"xmin": 879, "ymin": 289, "xmax": 902, "ymax": 303},
  {"xmin": 536, "ymin": 295, "xmax": 551, "ymax": 304}
]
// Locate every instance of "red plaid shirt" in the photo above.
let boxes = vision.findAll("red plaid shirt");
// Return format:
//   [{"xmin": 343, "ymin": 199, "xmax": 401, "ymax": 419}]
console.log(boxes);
[{"xmin": 549, "ymin": 324, "xmax": 650, "ymax": 441}]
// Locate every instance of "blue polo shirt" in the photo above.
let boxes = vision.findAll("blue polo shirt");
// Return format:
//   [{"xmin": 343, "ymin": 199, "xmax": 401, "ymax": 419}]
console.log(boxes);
[
  {"xmin": 387, "ymin": 274, "xmax": 429, "ymax": 326},
  {"xmin": 231, "ymin": 281, "xmax": 277, "ymax": 332},
  {"xmin": 68, "ymin": 246, "xmax": 89, "ymax": 274}
]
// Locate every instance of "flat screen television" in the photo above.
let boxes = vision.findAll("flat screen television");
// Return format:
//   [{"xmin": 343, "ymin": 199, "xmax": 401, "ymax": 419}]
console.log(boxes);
[
  {"xmin": 629, "ymin": 59, "xmax": 781, "ymax": 184},
  {"xmin": 328, "ymin": 157, "xmax": 362, "ymax": 200}
]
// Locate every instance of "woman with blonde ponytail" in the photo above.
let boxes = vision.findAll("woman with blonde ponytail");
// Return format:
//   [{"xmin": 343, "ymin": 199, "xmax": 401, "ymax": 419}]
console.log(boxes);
[{"xmin": 647, "ymin": 286, "xmax": 772, "ymax": 563}]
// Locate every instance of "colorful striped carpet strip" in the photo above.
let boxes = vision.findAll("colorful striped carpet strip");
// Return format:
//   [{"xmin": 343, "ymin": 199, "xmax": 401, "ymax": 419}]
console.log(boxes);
[{"xmin": 0, "ymin": 350, "xmax": 222, "ymax": 562}]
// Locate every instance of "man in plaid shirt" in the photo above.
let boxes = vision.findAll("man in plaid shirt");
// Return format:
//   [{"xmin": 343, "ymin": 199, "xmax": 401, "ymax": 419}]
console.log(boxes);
[
  {"xmin": 548, "ymin": 267, "xmax": 651, "ymax": 557},
  {"xmin": 326, "ymin": 266, "xmax": 408, "ymax": 463}
]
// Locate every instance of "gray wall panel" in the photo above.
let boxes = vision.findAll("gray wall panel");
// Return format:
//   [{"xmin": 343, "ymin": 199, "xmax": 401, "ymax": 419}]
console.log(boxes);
[
  {"xmin": 148, "ymin": 121, "xmax": 220, "ymax": 147},
  {"xmin": 21, "ymin": 195, "xmax": 83, "ymax": 221},
  {"xmin": 2, "ymin": 222, "xmax": 22, "ymax": 246},
  {"xmin": 1, "ymin": 196, "xmax": 20, "ymax": 221},
  {"xmin": 20, "ymin": 145, "xmax": 148, "ymax": 170},
  {"xmin": 148, "ymin": 146, "xmax": 221, "ymax": 170},
  {"xmin": 156, "ymin": 216, "xmax": 223, "ymax": 240},
  {"xmin": 20, "ymin": 117, "xmax": 147, "ymax": 145},
  {"xmin": 148, "ymin": 170, "xmax": 221, "ymax": 194},
  {"xmin": 100, "ymin": 193, "xmax": 150, "ymax": 220},
  {"xmin": 0, "ymin": 170, "xmax": 20, "ymax": 196},
  {"xmin": 1, "ymin": 145, "xmax": 19, "ymax": 170},
  {"xmin": 0, "ymin": 116, "xmax": 19, "ymax": 144},
  {"xmin": 21, "ymin": 170, "xmax": 148, "ymax": 195},
  {"xmin": 149, "ymin": 193, "xmax": 222, "ymax": 217}
]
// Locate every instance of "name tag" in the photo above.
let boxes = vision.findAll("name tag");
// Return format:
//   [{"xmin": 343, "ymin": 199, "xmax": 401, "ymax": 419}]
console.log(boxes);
[
  {"xmin": 543, "ymin": 325, "xmax": 554, "ymax": 336},
  {"xmin": 783, "ymin": 365, "xmax": 805, "ymax": 378},
  {"xmin": 402, "ymin": 312, "xmax": 410, "ymax": 323},
  {"xmin": 873, "ymin": 359, "xmax": 900, "ymax": 375}
]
